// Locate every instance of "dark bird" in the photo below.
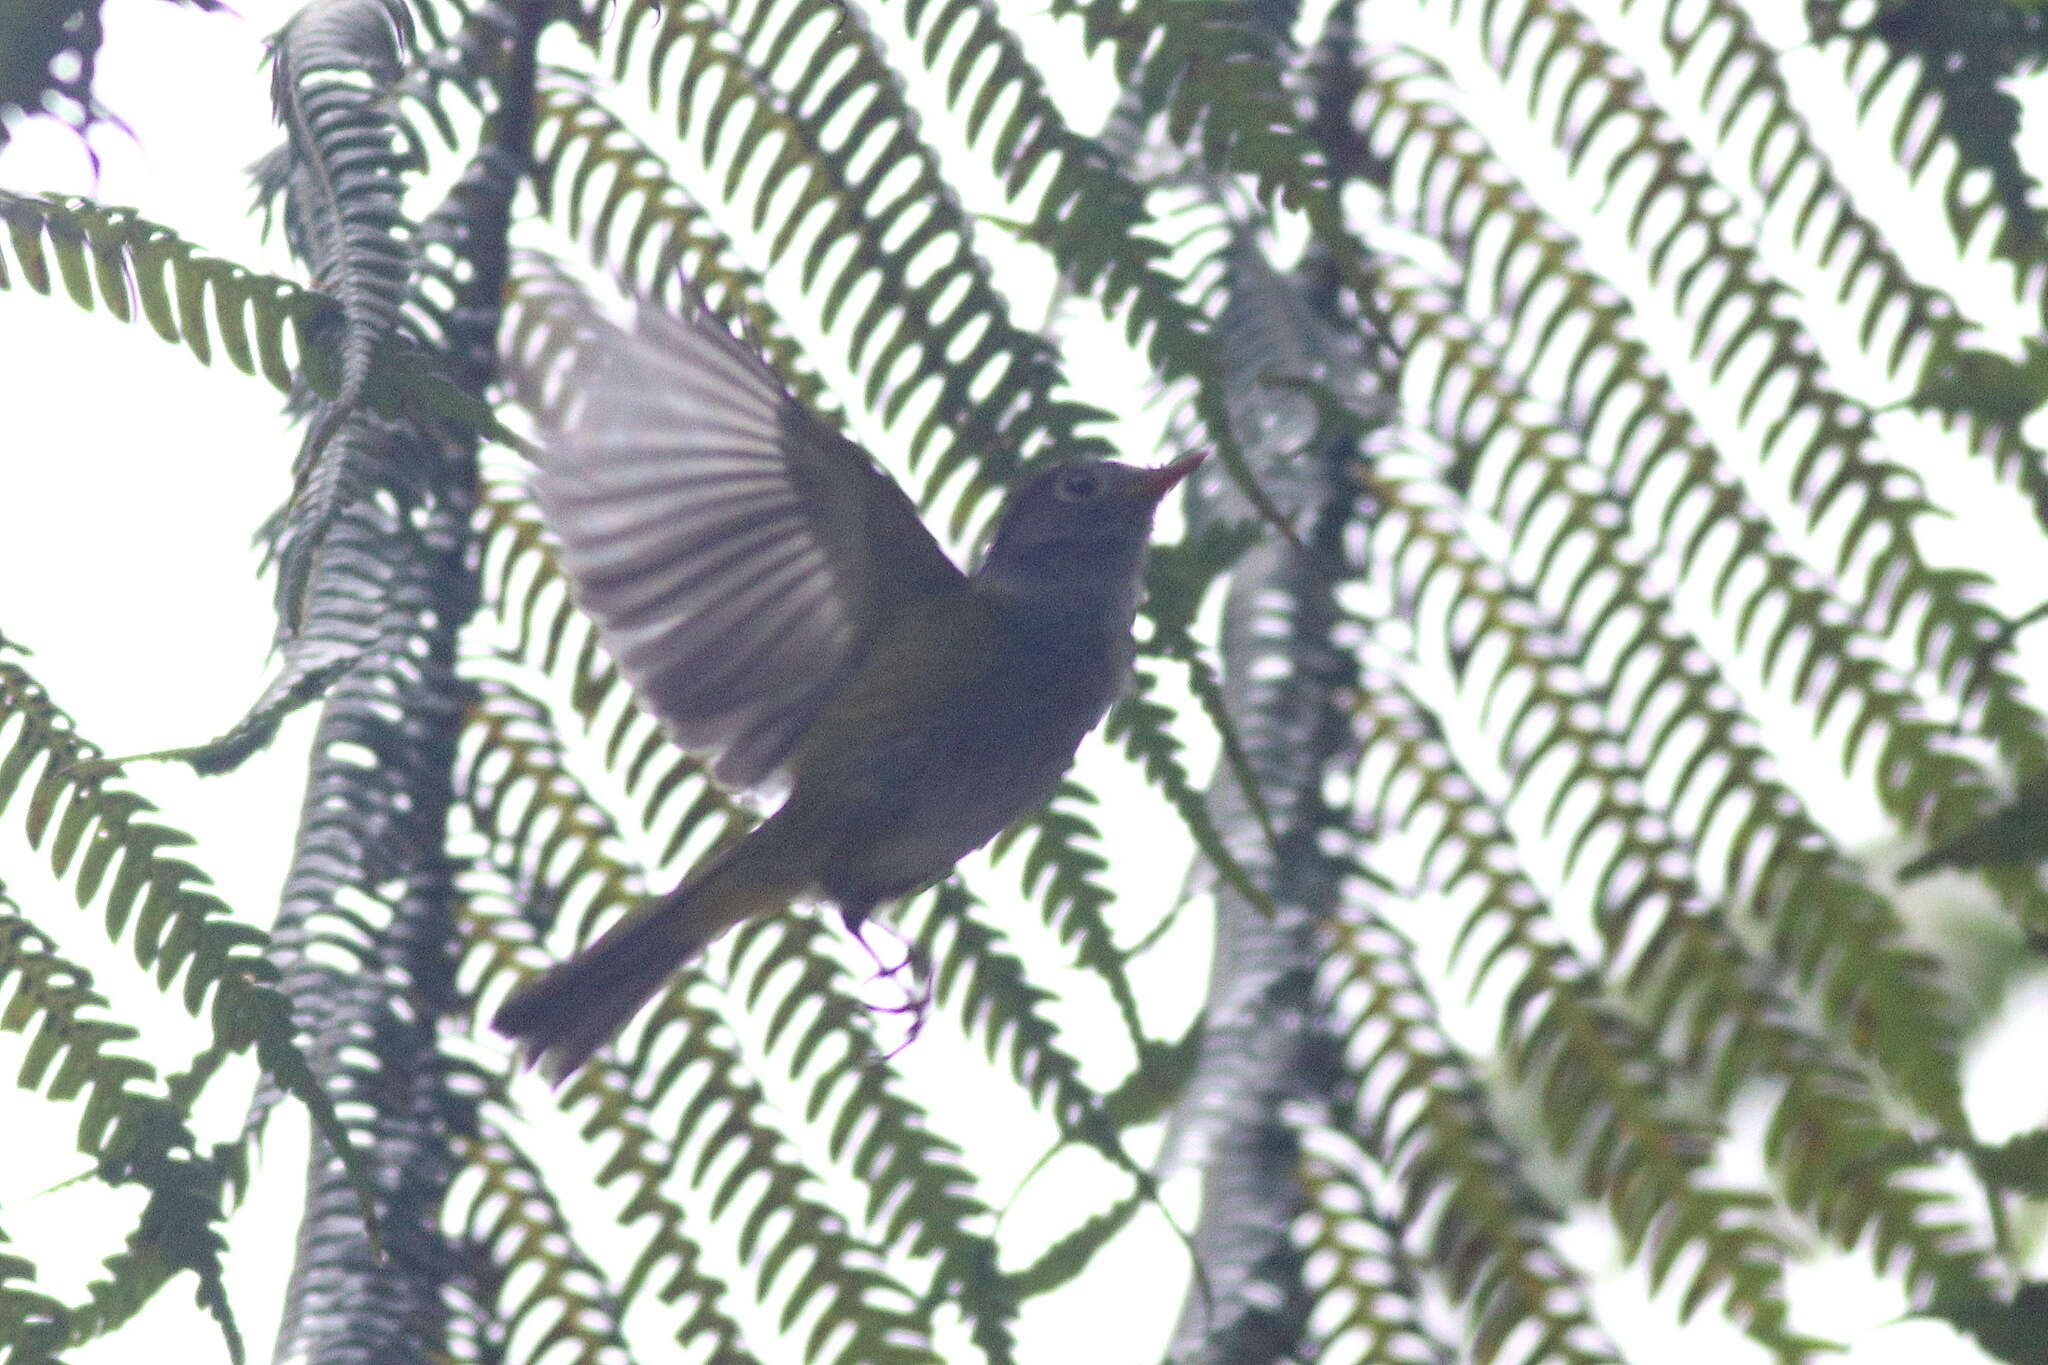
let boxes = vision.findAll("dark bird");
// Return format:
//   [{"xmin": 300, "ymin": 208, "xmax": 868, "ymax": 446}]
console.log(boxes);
[{"xmin": 492, "ymin": 302, "xmax": 1202, "ymax": 1078}]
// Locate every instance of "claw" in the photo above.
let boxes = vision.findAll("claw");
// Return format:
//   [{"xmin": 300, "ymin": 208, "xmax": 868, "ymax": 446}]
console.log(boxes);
[{"xmin": 846, "ymin": 917, "xmax": 933, "ymax": 1057}]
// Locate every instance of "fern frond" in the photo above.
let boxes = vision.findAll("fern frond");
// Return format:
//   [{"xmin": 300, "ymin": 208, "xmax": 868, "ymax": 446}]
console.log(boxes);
[
  {"xmin": 1348, "ymin": 639, "xmax": 1997, "ymax": 1316},
  {"xmin": 1808, "ymin": 0, "xmax": 2048, "ymax": 276},
  {"xmin": 1063, "ymin": 0, "xmax": 1319, "ymax": 204},
  {"xmin": 1633, "ymin": 0, "xmax": 1969, "ymax": 372},
  {"xmin": 1366, "ymin": 455, "xmax": 1967, "ymax": 1121},
  {"xmin": 1111, "ymin": 657, "xmax": 1277, "ymax": 919},
  {"xmin": 459, "ymin": 674, "xmax": 677, "ymax": 945},
  {"xmin": 450, "ymin": 1115, "xmax": 639, "ymax": 1365},
  {"xmin": 0, "ymin": 892, "xmax": 250, "ymax": 1361},
  {"xmin": 1425, "ymin": 8, "xmax": 2046, "ymax": 774},
  {"xmin": 0, "ymin": 190, "xmax": 307, "ymax": 391},
  {"xmin": 1352, "ymin": 43, "xmax": 2048, "ymax": 907},
  {"xmin": 721, "ymin": 913, "xmax": 1021, "ymax": 1364},
  {"xmin": 1370, "ymin": 263, "xmax": 1968, "ymax": 1125},
  {"xmin": 986, "ymin": 784, "xmax": 1151, "ymax": 1046},
  {"xmin": 1322, "ymin": 906, "xmax": 1626, "ymax": 1365},
  {"xmin": 1350, "ymin": 227, "xmax": 1972, "ymax": 815},
  {"xmin": 901, "ymin": 883, "xmax": 1131, "ymax": 1166},
  {"xmin": 1349, "ymin": 682, "xmax": 1815, "ymax": 1358},
  {"xmin": 0, "ymin": 897, "xmax": 149, "ymax": 1127},
  {"xmin": 265, "ymin": 0, "xmax": 418, "ymax": 437},
  {"xmin": 0, "ymin": 657, "xmax": 375, "ymax": 1218},
  {"xmin": 606, "ymin": 0, "xmax": 1107, "ymax": 526},
  {"xmin": 62, "ymin": 1151, "xmax": 243, "ymax": 1364},
  {"xmin": 0, "ymin": 1227, "xmax": 67, "ymax": 1365},
  {"xmin": 1296, "ymin": 1143, "xmax": 1458, "ymax": 1365}
]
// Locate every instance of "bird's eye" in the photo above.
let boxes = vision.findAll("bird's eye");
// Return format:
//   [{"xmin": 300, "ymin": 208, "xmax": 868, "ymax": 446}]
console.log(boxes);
[{"xmin": 1055, "ymin": 468, "xmax": 1103, "ymax": 502}]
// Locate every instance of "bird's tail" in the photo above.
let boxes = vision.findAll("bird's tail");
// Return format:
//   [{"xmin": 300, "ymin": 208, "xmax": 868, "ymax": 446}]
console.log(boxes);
[{"xmin": 492, "ymin": 816, "xmax": 811, "ymax": 1080}]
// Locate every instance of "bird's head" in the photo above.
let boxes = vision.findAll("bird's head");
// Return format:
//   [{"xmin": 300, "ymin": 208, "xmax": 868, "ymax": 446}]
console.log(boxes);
[{"xmin": 975, "ymin": 454, "xmax": 1205, "ymax": 616}]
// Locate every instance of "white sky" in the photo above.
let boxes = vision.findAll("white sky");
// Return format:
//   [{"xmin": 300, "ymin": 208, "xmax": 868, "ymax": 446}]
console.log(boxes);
[{"xmin": 1, "ymin": 1, "xmax": 2043, "ymax": 1363}]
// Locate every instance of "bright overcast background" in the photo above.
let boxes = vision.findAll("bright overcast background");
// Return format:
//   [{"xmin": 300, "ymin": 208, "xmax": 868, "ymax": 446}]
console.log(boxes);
[{"xmin": 4, "ymin": 1, "xmax": 2048, "ymax": 1363}]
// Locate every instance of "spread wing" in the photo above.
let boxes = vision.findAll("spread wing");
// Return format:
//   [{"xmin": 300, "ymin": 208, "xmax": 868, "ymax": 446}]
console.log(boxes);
[{"xmin": 535, "ymin": 304, "xmax": 965, "ymax": 792}]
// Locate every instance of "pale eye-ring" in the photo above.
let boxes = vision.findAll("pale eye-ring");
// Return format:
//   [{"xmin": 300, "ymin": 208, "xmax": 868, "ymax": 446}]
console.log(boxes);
[{"xmin": 1055, "ymin": 467, "xmax": 1103, "ymax": 502}]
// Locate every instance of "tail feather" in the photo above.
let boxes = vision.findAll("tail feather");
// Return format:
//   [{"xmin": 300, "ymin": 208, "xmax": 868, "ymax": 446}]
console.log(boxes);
[{"xmin": 492, "ymin": 820, "xmax": 810, "ymax": 1079}]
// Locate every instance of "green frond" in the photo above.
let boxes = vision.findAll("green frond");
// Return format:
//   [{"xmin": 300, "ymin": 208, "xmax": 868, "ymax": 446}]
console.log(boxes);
[
  {"xmin": 1355, "ymin": 39, "xmax": 2044, "ymax": 755},
  {"xmin": 1900, "ymin": 772, "xmax": 2048, "ymax": 879},
  {"xmin": 986, "ymin": 783, "xmax": 1150, "ymax": 1045},
  {"xmin": 62, "ymin": 1151, "xmax": 243, "ymax": 1364},
  {"xmin": 460, "ymin": 883, "xmax": 769, "ymax": 1365},
  {"xmin": 1360, "ymin": 464, "xmax": 2000, "ymax": 1303},
  {"xmin": 1907, "ymin": 347, "xmax": 2048, "ymax": 544},
  {"xmin": 1106, "ymin": 662, "xmax": 1276, "ymax": 919},
  {"xmin": 265, "ymin": 0, "xmax": 419, "ymax": 437},
  {"xmin": 522, "ymin": 88, "xmax": 832, "ymax": 406},
  {"xmin": 450, "ymin": 1116, "xmax": 638, "ymax": 1365},
  {"xmin": 1349, "ymin": 683, "xmax": 1815, "ymax": 1358},
  {"xmin": 1321, "ymin": 906, "xmax": 1625, "ymax": 1365},
  {"xmin": 1809, "ymin": 0, "xmax": 2048, "ymax": 274},
  {"xmin": 0, "ymin": 1227, "xmax": 67, "ymax": 1365},
  {"xmin": 1422, "ymin": 8, "xmax": 2045, "ymax": 766},
  {"xmin": 1640, "ymin": 0, "xmax": 1968, "ymax": 375},
  {"xmin": 0, "ymin": 895, "xmax": 149, "ymax": 1127},
  {"xmin": 722, "ymin": 913, "xmax": 1020, "ymax": 1363},
  {"xmin": 0, "ymin": 658, "xmax": 372, "ymax": 1204},
  {"xmin": 1296, "ymin": 1146, "xmax": 1458, "ymax": 1365},
  {"xmin": 459, "ymin": 674, "xmax": 676, "ymax": 943},
  {"xmin": 1353, "ymin": 40, "xmax": 2048, "ymax": 947},
  {"xmin": 902, "ymin": 883, "xmax": 1131, "ymax": 1166},
  {"xmin": 1367, "ymin": 262, "xmax": 1969, "ymax": 1125},
  {"xmin": 0, "ymin": 893, "xmax": 247, "ymax": 1361},
  {"xmin": 605, "ymin": 0, "xmax": 1108, "ymax": 525},
  {"xmin": 1062, "ymin": 0, "xmax": 1319, "ymax": 204},
  {"xmin": 1364, "ymin": 454, "xmax": 1967, "ymax": 1115},
  {"xmin": 1357, "ymin": 234, "xmax": 1974, "ymax": 818},
  {"xmin": 0, "ymin": 190, "xmax": 308, "ymax": 391}
]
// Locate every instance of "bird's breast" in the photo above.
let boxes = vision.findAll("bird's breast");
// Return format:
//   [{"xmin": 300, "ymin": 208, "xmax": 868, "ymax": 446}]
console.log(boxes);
[{"xmin": 808, "ymin": 610, "xmax": 1134, "ymax": 907}]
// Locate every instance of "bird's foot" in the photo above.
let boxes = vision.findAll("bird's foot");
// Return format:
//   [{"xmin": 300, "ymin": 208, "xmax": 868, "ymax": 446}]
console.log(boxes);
[{"xmin": 846, "ymin": 917, "xmax": 933, "ymax": 1057}]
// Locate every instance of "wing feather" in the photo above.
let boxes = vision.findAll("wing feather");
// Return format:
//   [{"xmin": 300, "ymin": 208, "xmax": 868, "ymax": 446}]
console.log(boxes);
[{"xmin": 535, "ymin": 302, "xmax": 964, "ymax": 792}]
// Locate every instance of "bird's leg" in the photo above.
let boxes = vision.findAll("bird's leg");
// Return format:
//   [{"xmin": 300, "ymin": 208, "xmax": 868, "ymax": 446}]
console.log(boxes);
[{"xmin": 841, "ymin": 905, "xmax": 934, "ymax": 1054}]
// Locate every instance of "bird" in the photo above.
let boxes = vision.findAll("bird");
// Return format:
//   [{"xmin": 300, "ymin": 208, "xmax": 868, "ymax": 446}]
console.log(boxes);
[{"xmin": 490, "ymin": 297, "xmax": 1203, "ymax": 1079}]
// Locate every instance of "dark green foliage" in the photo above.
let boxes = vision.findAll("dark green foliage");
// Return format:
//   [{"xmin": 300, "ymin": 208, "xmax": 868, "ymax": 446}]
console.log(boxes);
[
  {"xmin": 0, "ymin": 1226, "xmax": 69, "ymax": 1365},
  {"xmin": 11, "ymin": 0, "xmax": 2048, "ymax": 1363},
  {"xmin": 0, "ymin": 190, "xmax": 308, "ymax": 389},
  {"xmin": 1809, "ymin": 0, "xmax": 2048, "ymax": 274}
]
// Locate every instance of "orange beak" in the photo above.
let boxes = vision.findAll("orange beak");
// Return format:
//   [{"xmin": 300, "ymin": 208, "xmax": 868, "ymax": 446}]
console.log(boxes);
[{"xmin": 1135, "ymin": 452, "xmax": 1206, "ymax": 500}]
